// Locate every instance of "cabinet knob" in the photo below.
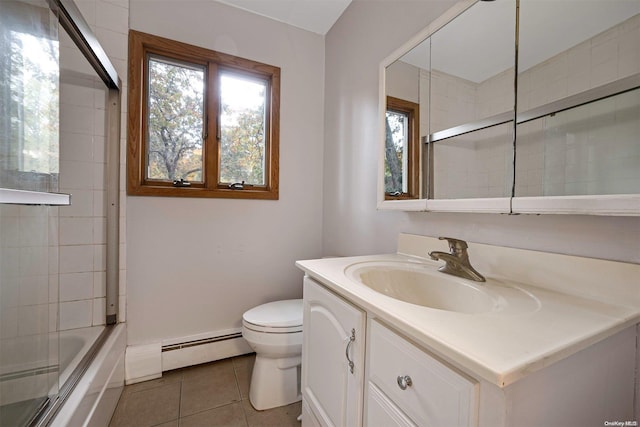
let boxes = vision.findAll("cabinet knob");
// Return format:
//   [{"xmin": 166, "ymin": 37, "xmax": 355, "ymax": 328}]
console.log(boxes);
[{"xmin": 397, "ymin": 375, "xmax": 413, "ymax": 390}]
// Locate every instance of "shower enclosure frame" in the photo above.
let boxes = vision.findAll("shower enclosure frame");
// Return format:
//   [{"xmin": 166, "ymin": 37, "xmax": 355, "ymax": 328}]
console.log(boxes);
[
  {"xmin": 53, "ymin": 0, "xmax": 121, "ymax": 326},
  {"xmin": 0, "ymin": 0, "xmax": 122, "ymax": 424}
]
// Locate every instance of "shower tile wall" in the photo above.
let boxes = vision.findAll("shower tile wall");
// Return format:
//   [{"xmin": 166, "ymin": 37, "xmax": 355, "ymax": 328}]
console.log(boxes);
[
  {"xmin": 58, "ymin": 27, "xmax": 107, "ymax": 330},
  {"xmin": 57, "ymin": 0, "xmax": 129, "ymax": 329}
]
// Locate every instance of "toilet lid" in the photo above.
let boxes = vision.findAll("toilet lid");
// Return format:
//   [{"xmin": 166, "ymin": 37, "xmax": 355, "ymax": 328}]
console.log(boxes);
[{"xmin": 243, "ymin": 299, "xmax": 303, "ymax": 328}]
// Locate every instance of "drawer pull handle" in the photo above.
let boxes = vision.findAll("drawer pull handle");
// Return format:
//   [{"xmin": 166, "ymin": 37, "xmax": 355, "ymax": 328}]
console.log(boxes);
[
  {"xmin": 345, "ymin": 328, "xmax": 356, "ymax": 374},
  {"xmin": 397, "ymin": 375, "xmax": 413, "ymax": 390}
]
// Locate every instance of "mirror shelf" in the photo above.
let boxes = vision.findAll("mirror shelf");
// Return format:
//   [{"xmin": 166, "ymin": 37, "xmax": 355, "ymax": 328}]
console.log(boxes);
[{"xmin": 512, "ymin": 195, "xmax": 640, "ymax": 216}]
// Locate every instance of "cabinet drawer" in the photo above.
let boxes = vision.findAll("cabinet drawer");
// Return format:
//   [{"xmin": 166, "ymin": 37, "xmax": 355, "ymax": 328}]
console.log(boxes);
[
  {"xmin": 367, "ymin": 382, "xmax": 416, "ymax": 427},
  {"xmin": 368, "ymin": 320, "xmax": 478, "ymax": 427}
]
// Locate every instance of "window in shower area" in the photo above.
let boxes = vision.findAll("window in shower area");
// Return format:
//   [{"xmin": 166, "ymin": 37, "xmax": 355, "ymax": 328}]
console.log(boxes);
[{"xmin": 0, "ymin": 0, "xmax": 118, "ymax": 425}]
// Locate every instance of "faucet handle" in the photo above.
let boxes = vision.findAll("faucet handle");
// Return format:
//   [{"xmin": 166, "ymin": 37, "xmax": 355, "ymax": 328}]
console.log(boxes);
[{"xmin": 438, "ymin": 236, "xmax": 468, "ymax": 254}]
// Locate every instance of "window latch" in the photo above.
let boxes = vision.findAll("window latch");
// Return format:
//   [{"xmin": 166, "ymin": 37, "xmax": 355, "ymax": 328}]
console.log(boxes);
[
  {"xmin": 172, "ymin": 179, "xmax": 191, "ymax": 187},
  {"xmin": 228, "ymin": 181, "xmax": 245, "ymax": 190}
]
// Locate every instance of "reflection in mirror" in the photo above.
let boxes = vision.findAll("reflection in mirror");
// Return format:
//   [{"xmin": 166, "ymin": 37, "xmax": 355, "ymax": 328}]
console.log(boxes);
[
  {"xmin": 515, "ymin": 1, "xmax": 640, "ymax": 197},
  {"xmin": 431, "ymin": 122, "xmax": 514, "ymax": 199},
  {"xmin": 384, "ymin": 37, "xmax": 429, "ymax": 199},
  {"xmin": 0, "ymin": 1, "xmax": 59, "ymax": 193},
  {"xmin": 430, "ymin": 0, "xmax": 515, "ymax": 134},
  {"xmin": 428, "ymin": 0, "xmax": 516, "ymax": 199}
]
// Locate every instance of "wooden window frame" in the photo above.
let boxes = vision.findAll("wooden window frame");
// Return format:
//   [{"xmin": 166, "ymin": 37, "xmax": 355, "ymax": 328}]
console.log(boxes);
[
  {"xmin": 127, "ymin": 30, "xmax": 280, "ymax": 199},
  {"xmin": 385, "ymin": 96, "xmax": 420, "ymax": 200}
]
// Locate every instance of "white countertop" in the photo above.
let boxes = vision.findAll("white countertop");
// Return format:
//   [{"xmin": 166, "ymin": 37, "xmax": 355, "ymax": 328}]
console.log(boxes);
[{"xmin": 295, "ymin": 234, "xmax": 640, "ymax": 388}]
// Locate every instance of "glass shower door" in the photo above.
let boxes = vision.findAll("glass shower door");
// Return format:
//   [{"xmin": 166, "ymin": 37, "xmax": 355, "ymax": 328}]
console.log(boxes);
[{"xmin": 0, "ymin": 1, "xmax": 61, "ymax": 425}]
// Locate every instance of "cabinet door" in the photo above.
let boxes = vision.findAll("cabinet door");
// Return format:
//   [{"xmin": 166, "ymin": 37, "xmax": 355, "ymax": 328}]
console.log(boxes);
[{"xmin": 302, "ymin": 276, "xmax": 366, "ymax": 427}]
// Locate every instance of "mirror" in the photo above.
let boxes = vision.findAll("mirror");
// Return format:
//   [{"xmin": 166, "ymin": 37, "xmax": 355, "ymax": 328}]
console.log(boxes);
[
  {"xmin": 515, "ymin": 1, "xmax": 640, "ymax": 198},
  {"xmin": 382, "ymin": 0, "xmax": 516, "ymax": 207},
  {"xmin": 380, "ymin": 0, "xmax": 640, "ymax": 214},
  {"xmin": 429, "ymin": 0, "xmax": 516, "ymax": 200}
]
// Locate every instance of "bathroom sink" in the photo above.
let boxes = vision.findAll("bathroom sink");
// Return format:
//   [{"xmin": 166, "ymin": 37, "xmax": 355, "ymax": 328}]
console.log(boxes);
[{"xmin": 344, "ymin": 261, "xmax": 540, "ymax": 314}]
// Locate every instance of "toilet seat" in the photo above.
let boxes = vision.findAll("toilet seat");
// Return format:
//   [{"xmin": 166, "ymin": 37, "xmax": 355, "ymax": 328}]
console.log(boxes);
[{"xmin": 242, "ymin": 299, "xmax": 302, "ymax": 334}]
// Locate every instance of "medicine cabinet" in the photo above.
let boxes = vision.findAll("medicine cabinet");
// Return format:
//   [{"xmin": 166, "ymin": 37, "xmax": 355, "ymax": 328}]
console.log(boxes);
[{"xmin": 378, "ymin": 0, "xmax": 640, "ymax": 215}]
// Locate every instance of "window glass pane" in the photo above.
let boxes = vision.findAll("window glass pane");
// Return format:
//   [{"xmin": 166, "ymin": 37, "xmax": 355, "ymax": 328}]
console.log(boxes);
[
  {"xmin": 385, "ymin": 110, "xmax": 409, "ymax": 194},
  {"xmin": 219, "ymin": 72, "xmax": 267, "ymax": 185},
  {"xmin": 146, "ymin": 56, "xmax": 204, "ymax": 182}
]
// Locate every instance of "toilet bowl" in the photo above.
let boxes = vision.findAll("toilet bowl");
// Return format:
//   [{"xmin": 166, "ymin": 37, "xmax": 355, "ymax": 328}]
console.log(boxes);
[{"xmin": 242, "ymin": 299, "xmax": 303, "ymax": 410}]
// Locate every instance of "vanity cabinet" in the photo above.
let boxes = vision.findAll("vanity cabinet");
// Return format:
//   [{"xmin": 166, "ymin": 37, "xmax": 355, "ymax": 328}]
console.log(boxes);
[
  {"xmin": 302, "ymin": 276, "xmax": 366, "ymax": 427},
  {"xmin": 301, "ymin": 273, "xmax": 637, "ymax": 427},
  {"xmin": 302, "ymin": 276, "xmax": 478, "ymax": 427}
]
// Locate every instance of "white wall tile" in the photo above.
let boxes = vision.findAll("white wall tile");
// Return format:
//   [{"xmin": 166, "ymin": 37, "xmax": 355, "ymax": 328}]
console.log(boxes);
[
  {"xmin": 92, "ymin": 297, "xmax": 106, "ymax": 326},
  {"xmin": 94, "ymin": 244, "xmax": 106, "ymax": 271},
  {"xmin": 95, "ymin": 1, "xmax": 129, "ymax": 34},
  {"xmin": 60, "ymin": 218, "xmax": 94, "ymax": 246},
  {"xmin": 1, "ymin": 307, "xmax": 18, "ymax": 339},
  {"xmin": 59, "ymin": 272, "xmax": 94, "ymax": 302},
  {"xmin": 61, "ymin": 190, "xmax": 93, "ymax": 218},
  {"xmin": 59, "ymin": 161, "xmax": 95, "ymax": 191},
  {"xmin": 60, "ymin": 105, "xmax": 95, "ymax": 135},
  {"xmin": 17, "ymin": 304, "xmax": 50, "ymax": 336},
  {"xmin": 60, "ymin": 132, "xmax": 94, "ymax": 163},
  {"xmin": 94, "ymin": 272, "xmax": 106, "ymax": 298},
  {"xmin": 59, "ymin": 245, "xmax": 94, "ymax": 274},
  {"xmin": 59, "ymin": 300, "xmax": 93, "ymax": 330},
  {"xmin": 95, "ymin": 28, "xmax": 128, "ymax": 61}
]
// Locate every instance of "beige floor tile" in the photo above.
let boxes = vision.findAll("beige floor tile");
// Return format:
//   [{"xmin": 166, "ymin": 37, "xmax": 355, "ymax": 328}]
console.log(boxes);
[
  {"xmin": 242, "ymin": 400, "xmax": 301, "ymax": 427},
  {"xmin": 109, "ymin": 381, "xmax": 181, "ymax": 427},
  {"xmin": 179, "ymin": 402, "xmax": 247, "ymax": 427},
  {"xmin": 231, "ymin": 353, "xmax": 255, "ymax": 370},
  {"xmin": 180, "ymin": 360, "xmax": 241, "ymax": 416},
  {"xmin": 122, "ymin": 369, "xmax": 183, "ymax": 396},
  {"xmin": 109, "ymin": 356, "xmax": 297, "ymax": 427},
  {"xmin": 234, "ymin": 357, "xmax": 254, "ymax": 400}
]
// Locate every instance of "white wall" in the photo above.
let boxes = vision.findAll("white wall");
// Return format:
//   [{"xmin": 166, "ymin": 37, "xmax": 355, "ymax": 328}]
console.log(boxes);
[
  {"xmin": 323, "ymin": 0, "xmax": 640, "ymax": 263},
  {"xmin": 127, "ymin": 0, "xmax": 325, "ymax": 346}
]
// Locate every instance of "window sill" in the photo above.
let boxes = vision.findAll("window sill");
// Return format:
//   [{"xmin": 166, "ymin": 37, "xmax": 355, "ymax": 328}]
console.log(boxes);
[{"xmin": 127, "ymin": 184, "xmax": 278, "ymax": 200}]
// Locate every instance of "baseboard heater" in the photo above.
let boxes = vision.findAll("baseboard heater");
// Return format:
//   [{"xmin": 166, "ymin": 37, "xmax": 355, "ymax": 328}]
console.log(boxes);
[
  {"xmin": 161, "ymin": 332, "xmax": 242, "ymax": 352},
  {"xmin": 160, "ymin": 331, "xmax": 252, "ymax": 372}
]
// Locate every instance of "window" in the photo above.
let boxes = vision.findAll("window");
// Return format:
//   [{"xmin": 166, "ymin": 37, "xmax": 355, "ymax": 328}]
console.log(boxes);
[
  {"xmin": 128, "ymin": 30, "xmax": 280, "ymax": 199},
  {"xmin": 385, "ymin": 96, "xmax": 419, "ymax": 199}
]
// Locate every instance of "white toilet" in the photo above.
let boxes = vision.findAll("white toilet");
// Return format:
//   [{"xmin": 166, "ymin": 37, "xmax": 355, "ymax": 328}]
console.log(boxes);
[{"xmin": 242, "ymin": 299, "xmax": 303, "ymax": 410}]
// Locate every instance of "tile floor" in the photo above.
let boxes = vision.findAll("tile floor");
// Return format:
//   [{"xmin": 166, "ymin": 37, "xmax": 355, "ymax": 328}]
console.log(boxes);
[{"xmin": 108, "ymin": 354, "xmax": 301, "ymax": 427}]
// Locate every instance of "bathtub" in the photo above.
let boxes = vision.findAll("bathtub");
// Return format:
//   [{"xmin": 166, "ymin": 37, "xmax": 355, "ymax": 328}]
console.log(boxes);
[
  {"xmin": 0, "ymin": 324, "xmax": 125, "ymax": 426},
  {"xmin": 49, "ymin": 324, "xmax": 125, "ymax": 427}
]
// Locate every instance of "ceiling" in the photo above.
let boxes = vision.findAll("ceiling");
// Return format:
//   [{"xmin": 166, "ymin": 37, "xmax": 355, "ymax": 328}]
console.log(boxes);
[{"xmin": 215, "ymin": 0, "xmax": 352, "ymax": 35}]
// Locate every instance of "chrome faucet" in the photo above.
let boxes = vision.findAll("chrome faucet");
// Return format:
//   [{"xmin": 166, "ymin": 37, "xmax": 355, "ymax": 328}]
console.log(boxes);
[{"xmin": 429, "ymin": 237, "xmax": 486, "ymax": 282}]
